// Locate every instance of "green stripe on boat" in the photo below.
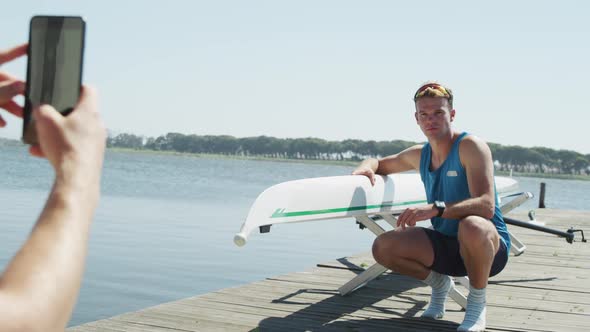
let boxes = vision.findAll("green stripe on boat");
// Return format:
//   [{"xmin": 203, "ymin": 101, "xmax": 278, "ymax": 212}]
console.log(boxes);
[{"xmin": 270, "ymin": 200, "xmax": 427, "ymax": 218}]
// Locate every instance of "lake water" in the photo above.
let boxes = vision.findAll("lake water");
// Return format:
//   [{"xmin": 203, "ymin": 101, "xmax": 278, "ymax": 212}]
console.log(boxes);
[{"xmin": 0, "ymin": 146, "xmax": 588, "ymax": 326}]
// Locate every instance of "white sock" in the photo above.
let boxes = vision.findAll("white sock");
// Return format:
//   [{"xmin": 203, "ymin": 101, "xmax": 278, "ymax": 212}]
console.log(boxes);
[
  {"xmin": 421, "ymin": 271, "xmax": 453, "ymax": 319},
  {"xmin": 458, "ymin": 286, "xmax": 487, "ymax": 332}
]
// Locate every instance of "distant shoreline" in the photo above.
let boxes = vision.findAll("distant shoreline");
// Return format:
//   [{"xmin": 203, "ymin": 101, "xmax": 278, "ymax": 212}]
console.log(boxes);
[
  {"xmin": 3, "ymin": 139, "xmax": 588, "ymax": 181},
  {"xmin": 107, "ymin": 147, "xmax": 360, "ymax": 166},
  {"xmin": 108, "ymin": 147, "xmax": 590, "ymax": 181}
]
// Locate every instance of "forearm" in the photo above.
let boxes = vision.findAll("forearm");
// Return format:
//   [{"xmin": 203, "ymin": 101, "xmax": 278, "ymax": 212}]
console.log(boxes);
[
  {"xmin": 442, "ymin": 196, "xmax": 495, "ymax": 220},
  {"xmin": 0, "ymin": 177, "xmax": 99, "ymax": 331},
  {"xmin": 357, "ymin": 158, "xmax": 379, "ymax": 172}
]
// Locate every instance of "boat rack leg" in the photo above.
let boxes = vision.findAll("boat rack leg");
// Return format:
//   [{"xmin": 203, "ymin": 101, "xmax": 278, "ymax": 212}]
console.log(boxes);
[
  {"xmin": 340, "ymin": 215, "xmax": 387, "ymax": 296},
  {"xmin": 379, "ymin": 214, "xmax": 398, "ymax": 228},
  {"xmin": 509, "ymin": 233, "xmax": 527, "ymax": 256},
  {"xmin": 449, "ymin": 279, "xmax": 468, "ymax": 309},
  {"xmin": 355, "ymin": 215, "xmax": 386, "ymax": 236},
  {"xmin": 500, "ymin": 192, "xmax": 534, "ymax": 215},
  {"xmin": 499, "ymin": 191, "xmax": 534, "ymax": 255},
  {"xmin": 340, "ymin": 215, "xmax": 468, "ymax": 309},
  {"xmin": 338, "ymin": 263, "xmax": 388, "ymax": 296}
]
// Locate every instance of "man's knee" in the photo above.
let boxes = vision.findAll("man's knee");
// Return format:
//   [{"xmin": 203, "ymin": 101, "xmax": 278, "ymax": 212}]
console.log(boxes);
[
  {"xmin": 458, "ymin": 216, "xmax": 499, "ymax": 249},
  {"xmin": 372, "ymin": 231, "xmax": 408, "ymax": 265},
  {"xmin": 372, "ymin": 233, "xmax": 394, "ymax": 265},
  {"xmin": 372, "ymin": 229, "xmax": 431, "ymax": 266}
]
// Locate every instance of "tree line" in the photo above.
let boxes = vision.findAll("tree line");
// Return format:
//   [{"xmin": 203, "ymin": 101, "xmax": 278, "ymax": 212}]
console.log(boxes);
[{"xmin": 107, "ymin": 132, "xmax": 590, "ymax": 175}]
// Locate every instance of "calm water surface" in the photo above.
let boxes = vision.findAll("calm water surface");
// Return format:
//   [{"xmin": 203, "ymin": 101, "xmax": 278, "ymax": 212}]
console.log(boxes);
[{"xmin": 0, "ymin": 146, "xmax": 588, "ymax": 326}]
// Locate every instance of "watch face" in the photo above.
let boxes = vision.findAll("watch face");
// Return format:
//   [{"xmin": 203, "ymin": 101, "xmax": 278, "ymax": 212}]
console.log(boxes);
[{"xmin": 435, "ymin": 201, "xmax": 445, "ymax": 217}]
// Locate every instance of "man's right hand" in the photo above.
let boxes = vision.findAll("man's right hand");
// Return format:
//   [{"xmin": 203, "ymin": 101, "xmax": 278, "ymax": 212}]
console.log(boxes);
[
  {"xmin": 29, "ymin": 86, "xmax": 106, "ymax": 189},
  {"xmin": 352, "ymin": 167, "xmax": 376, "ymax": 186}
]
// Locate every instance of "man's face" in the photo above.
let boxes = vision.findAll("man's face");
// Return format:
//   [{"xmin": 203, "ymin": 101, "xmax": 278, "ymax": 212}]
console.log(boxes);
[{"xmin": 414, "ymin": 97, "xmax": 455, "ymax": 139}]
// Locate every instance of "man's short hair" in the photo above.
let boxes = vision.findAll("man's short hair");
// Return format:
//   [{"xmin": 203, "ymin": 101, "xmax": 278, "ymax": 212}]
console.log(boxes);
[{"xmin": 413, "ymin": 81, "xmax": 453, "ymax": 108}]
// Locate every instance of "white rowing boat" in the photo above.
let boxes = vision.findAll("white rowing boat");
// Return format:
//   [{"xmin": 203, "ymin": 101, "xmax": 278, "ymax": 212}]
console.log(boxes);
[{"xmin": 234, "ymin": 173, "xmax": 519, "ymax": 247}]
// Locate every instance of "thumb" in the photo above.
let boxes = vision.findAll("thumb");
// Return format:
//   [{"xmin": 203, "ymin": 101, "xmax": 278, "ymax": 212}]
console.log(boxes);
[
  {"xmin": 33, "ymin": 104, "xmax": 64, "ymax": 132},
  {"xmin": 74, "ymin": 85, "xmax": 98, "ymax": 114}
]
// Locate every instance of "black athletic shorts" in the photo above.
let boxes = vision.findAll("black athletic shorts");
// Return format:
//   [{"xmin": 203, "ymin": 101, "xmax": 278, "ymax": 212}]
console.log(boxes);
[{"xmin": 422, "ymin": 228, "xmax": 508, "ymax": 277}]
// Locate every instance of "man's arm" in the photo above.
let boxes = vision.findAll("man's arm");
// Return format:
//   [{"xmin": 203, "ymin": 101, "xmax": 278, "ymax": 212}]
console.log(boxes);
[
  {"xmin": 0, "ymin": 174, "xmax": 99, "ymax": 332},
  {"xmin": 0, "ymin": 58, "xmax": 105, "ymax": 332},
  {"xmin": 352, "ymin": 144, "xmax": 422, "ymax": 185},
  {"xmin": 396, "ymin": 136, "xmax": 496, "ymax": 229},
  {"xmin": 440, "ymin": 136, "xmax": 496, "ymax": 220}
]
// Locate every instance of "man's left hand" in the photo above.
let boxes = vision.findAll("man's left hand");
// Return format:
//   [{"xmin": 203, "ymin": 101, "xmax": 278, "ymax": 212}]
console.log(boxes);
[{"xmin": 396, "ymin": 204, "xmax": 438, "ymax": 230}]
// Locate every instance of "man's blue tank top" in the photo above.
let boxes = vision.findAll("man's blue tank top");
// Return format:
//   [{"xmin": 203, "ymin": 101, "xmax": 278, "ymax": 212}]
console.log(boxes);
[{"xmin": 419, "ymin": 132, "xmax": 511, "ymax": 253}]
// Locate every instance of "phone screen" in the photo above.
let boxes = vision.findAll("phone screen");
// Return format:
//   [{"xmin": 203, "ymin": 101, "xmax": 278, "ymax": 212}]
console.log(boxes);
[{"xmin": 23, "ymin": 16, "xmax": 85, "ymax": 144}]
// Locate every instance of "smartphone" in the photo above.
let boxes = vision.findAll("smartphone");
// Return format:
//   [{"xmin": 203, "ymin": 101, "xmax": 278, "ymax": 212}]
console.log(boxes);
[{"xmin": 22, "ymin": 15, "xmax": 86, "ymax": 144}]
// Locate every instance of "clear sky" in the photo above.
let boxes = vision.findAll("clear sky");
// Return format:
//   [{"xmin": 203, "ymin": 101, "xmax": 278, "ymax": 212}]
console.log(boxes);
[{"xmin": 2, "ymin": 1, "xmax": 589, "ymax": 154}]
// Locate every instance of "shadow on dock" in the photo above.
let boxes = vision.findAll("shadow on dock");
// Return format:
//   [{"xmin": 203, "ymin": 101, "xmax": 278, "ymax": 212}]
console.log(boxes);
[{"xmin": 255, "ymin": 258, "xmax": 462, "ymax": 331}]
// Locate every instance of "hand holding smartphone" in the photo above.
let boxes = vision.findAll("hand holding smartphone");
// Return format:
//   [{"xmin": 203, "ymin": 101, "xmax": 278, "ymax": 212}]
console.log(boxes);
[{"xmin": 23, "ymin": 16, "xmax": 85, "ymax": 145}]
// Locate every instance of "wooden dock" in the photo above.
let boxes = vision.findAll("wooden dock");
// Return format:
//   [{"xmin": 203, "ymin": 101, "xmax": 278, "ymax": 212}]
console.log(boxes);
[{"xmin": 69, "ymin": 209, "xmax": 590, "ymax": 331}]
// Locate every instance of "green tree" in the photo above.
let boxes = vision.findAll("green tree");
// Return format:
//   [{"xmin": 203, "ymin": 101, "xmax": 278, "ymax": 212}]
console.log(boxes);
[{"xmin": 108, "ymin": 133, "xmax": 144, "ymax": 149}]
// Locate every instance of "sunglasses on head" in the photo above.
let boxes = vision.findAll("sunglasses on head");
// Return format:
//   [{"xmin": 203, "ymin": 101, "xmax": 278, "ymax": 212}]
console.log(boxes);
[{"xmin": 413, "ymin": 83, "xmax": 452, "ymax": 101}]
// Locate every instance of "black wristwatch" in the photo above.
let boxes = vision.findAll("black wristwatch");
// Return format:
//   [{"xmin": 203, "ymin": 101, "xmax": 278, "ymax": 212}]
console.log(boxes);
[{"xmin": 434, "ymin": 201, "xmax": 446, "ymax": 217}]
